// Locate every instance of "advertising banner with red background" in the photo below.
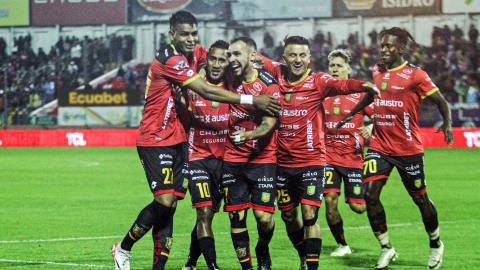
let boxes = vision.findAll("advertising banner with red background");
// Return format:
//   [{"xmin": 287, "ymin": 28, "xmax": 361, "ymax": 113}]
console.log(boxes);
[
  {"xmin": 31, "ymin": 0, "xmax": 126, "ymax": 26},
  {"xmin": 0, "ymin": 128, "xmax": 479, "ymax": 148}
]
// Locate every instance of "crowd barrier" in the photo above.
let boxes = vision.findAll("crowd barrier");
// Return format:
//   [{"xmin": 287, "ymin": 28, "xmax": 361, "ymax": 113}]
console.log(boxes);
[{"xmin": 0, "ymin": 128, "xmax": 479, "ymax": 148}]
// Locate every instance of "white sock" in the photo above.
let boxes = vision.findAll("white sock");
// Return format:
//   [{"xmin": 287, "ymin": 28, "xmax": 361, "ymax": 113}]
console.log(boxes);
[
  {"xmin": 428, "ymin": 227, "xmax": 440, "ymax": 240},
  {"xmin": 376, "ymin": 232, "xmax": 390, "ymax": 246}
]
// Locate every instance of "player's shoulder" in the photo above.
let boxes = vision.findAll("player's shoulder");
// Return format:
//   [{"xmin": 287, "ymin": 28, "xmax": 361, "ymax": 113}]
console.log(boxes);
[
  {"xmin": 312, "ymin": 71, "xmax": 334, "ymax": 82},
  {"xmin": 257, "ymin": 70, "xmax": 278, "ymax": 87},
  {"xmin": 406, "ymin": 62, "xmax": 420, "ymax": 70},
  {"xmin": 155, "ymin": 44, "xmax": 181, "ymax": 65}
]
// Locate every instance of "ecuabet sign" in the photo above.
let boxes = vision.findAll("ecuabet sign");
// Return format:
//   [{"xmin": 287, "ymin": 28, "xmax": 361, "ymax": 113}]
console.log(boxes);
[{"xmin": 31, "ymin": 0, "xmax": 126, "ymax": 26}]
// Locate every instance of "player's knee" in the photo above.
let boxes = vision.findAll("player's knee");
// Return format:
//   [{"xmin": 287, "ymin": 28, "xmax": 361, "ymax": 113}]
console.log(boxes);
[
  {"xmin": 281, "ymin": 209, "xmax": 297, "ymax": 223},
  {"xmin": 411, "ymin": 194, "xmax": 428, "ymax": 206},
  {"xmin": 256, "ymin": 215, "xmax": 273, "ymax": 230},
  {"xmin": 302, "ymin": 206, "xmax": 319, "ymax": 227},
  {"xmin": 363, "ymin": 189, "xmax": 379, "ymax": 204},
  {"xmin": 349, "ymin": 203, "xmax": 366, "ymax": 214},
  {"xmin": 229, "ymin": 210, "xmax": 247, "ymax": 229},
  {"xmin": 196, "ymin": 206, "xmax": 213, "ymax": 224}
]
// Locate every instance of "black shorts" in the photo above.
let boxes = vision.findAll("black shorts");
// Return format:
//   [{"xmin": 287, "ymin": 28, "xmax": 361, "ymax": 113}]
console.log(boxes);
[
  {"xmin": 276, "ymin": 165, "xmax": 325, "ymax": 212},
  {"xmin": 325, "ymin": 164, "xmax": 365, "ymax": 204},
  {"xmin": 222, "ymin": 162, "xmax": 276, "ymax": 213},
  {"xmin": 188, "ymin": 158, "xmax": 223, "ymax": 212},
  {"xmin": 137, "ymin": 143, "xmax": 189, "ymax": 199},
  {"xmin": 363, "ymin": 149, "xmax": 426, "ymax": 196}
]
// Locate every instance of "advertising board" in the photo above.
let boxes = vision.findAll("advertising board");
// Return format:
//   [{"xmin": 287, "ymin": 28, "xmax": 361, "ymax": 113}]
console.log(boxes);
[
  {"xmin": 333, "ymin": 0, "xmax": 441, "ymax": 17},
  {"xmin": 0, "ymin": 0, "xmax": 29, "ymax": 27}
]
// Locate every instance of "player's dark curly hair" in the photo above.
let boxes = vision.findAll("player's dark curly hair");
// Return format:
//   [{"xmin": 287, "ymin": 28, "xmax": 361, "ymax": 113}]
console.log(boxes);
[
  {"xmin": 380, "ymin": 27, "xmax": 416, "ymax": 46},
  {"xmin": 230, "ymin": 37, "xmax": 257, "ymax": 51},
  {"xmin": 283, "ymin": 36, "xmax": 311, "ymax": 49},
  {"xmin": 169, "ymin": 11, "xmax": 198, "ymax": 31},
  {"xmin": 328, "ymin": 49, "xmax": 352, "ymax": 65},
  {"xmin": 209, "ymin": 40, "xmax": 229, "ymax": 51}
]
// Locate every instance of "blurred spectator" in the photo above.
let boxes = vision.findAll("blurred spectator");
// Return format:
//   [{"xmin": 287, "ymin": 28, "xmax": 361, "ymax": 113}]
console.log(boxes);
[
  {"xmin": 452, "ymin": 25, "xmax": 464, "ymax": 41},
  {"xmin": 368, "ymin": 29, "xmax": 378, "ymax": 46},
  {"xmin": 468, "ymin": 24, "xmax": 479, "ymax": 45}
]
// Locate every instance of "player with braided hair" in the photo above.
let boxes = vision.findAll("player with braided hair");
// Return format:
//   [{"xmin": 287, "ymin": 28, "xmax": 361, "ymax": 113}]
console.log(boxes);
[{"xmin": 336, "ymin": 27, "xmax": 453, "ymax": 269}]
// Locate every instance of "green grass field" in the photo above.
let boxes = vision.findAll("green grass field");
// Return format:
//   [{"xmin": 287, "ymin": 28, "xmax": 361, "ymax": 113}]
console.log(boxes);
[{"xmin": 1, "ymin": 147, "xmax": 479, "ymax": 270}]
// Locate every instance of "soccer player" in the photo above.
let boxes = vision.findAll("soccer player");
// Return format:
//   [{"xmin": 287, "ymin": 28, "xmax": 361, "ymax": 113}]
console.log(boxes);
[
  {"xmin": 257, "ymin": 36, "xmax": 380, "ymax": 270},
  {"xmin": 110, "ymin": 12, "xmax": 281, "ymax": 270},
  {"xmin": 181, "ymin": 40, "xmax": 230, "ymax": 270},
  {"xmin": 222, "ymin": 37, "xmax": 279, "ymax": 270},
  {"xmin": 323, "ymin": 49, "xmax": 374, "ymax": 256},
  {"xmin": 336, "ymin": 27, "xmax": 453, "ymax": 270}
]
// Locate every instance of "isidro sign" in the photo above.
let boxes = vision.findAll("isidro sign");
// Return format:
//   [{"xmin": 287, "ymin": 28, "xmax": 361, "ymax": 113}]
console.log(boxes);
[{"xmin": 137, "ymin": 0, "xmax": 193, "ymax": 13}]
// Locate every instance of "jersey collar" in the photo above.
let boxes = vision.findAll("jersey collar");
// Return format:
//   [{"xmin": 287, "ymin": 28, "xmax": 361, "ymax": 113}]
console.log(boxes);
[
  {"xmin": 287, "ymin": 69, "xmax": 311, "ymax": 85},
  {"xmin": 387, "ymin": 61, "xmax": 408, "ymax": 72}
]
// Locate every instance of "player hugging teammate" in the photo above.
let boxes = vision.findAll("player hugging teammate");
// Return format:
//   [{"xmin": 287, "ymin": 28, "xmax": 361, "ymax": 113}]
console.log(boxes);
[{"xmin": 110, "ymin": 9, "xmax": 451, "ymax": 270}]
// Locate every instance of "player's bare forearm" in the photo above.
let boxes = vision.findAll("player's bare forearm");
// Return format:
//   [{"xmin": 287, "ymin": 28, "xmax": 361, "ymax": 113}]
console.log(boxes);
[
  {"xmin": 250, "ymin": 116, "xmax": 276, "ymax": 140},
  {"xmin": 185, "ymin": 77, "xmax": 281, "ymax": 115},
  {"xmin": 428, "ymin": 90, "xmax": 453, "ymax": 145},
  {"xmin": 335, "ymin": 92, "xmax": 375, "ymax": 131}
]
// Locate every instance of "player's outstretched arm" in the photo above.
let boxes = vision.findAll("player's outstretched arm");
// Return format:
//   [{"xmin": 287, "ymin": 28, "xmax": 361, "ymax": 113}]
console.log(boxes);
[
  {"xmin": 230, "ymin": 116, "xmax": 276, "ymax": 146},
  {"xmin": 336, "ymin": 92, "xmax": 375, "ymax": 131},
  {"xmin": 185, "ymin": 77, "xmax": 282, "ymax": 116},
  {"xmin": 428, "ymin": 91, "xmax": 453, "ymax": 145}
]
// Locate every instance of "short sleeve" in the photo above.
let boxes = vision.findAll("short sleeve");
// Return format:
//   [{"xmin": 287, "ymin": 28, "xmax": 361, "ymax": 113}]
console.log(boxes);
[
  {"xmin": 257, "ymin": 53, "xmax": 283, "ymax": 80},
  {"xmin": 415, "ymin": 69, "xmax": 438, "ymax": 99},
  {"xmin": 164, "ymin": 56, "xmax": 200, "ymax": 86}
]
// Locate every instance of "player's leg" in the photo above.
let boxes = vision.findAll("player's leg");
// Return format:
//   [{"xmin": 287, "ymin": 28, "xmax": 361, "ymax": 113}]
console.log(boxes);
[
  {"xmin": 363, "ymin": 150, "xmax": 397, "ymax": 269},
  {"xmin": 183, "ymin": 222, "xmax": 201, "ymax": 270},
  {"xmin": 152, "ymin": 143, "xmax": 188, "ymax": 270},
  {"xmin": 248, "ymin": 163, "xmax": 276, "ymax": 270},
  {"xmin": 324, "ymin": 165, "xmax": 351, "ymax": 256},
  {"xmin": 397, "ymin": 154, "xmax": 443, "ymax": 269},
  {"xmin": 223, "ymin": 162, "xmax": 253, "ymax": 270},
  {"xmin": 297, "ymin": 165, "xmax": 325, "ymax": 270},
  {"xmin": 184, "ymin": 159, "xmax": 221, "ymax": 270},
  {"xmin": 253, "ymin": 210, "xmax": 275, "ymax": 270},
  {"xmin": 112, "ymin": 145, "xmax": 180, "ymax": 270},
  {"xmin": 280, "ymin": 207, "xmax": 307, "ymax": 264}
]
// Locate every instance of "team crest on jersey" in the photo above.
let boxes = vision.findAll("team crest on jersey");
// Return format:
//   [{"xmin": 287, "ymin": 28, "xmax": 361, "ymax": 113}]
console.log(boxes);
[
  {"xmin": 307, "ymin": 186, "xmax": 315, "ymax": 195},
  {"xmin": 333, "ymin": 107, "xmax": 341, "ymax": 115},
  {"xmin": 285, "ymin": 93, "xmax": 292, "ymax": 103},
  {"xmin": 261, "ymin": 192, "xmax": 271, "ymax": 203},
  {"xmin": 381, "ymin": 82, "xmax": 388, "ymax": 91},
  {"xmin": 353, "ymin": 186, "xmax": 361, "ymax": 195},
  {"xmin": 414, "ymin": 179, "xmax": 421, "ymax": 188},
  {"xmin": 183, "ymin": 178, "xmax": 189, "ymax": 188},
  {"xmin": 212, "ymin": 101, "xmax": 220, "ymax": 108},
  {"xmin": 177, "ymin": 58, "xmax": 187, "ymax": 68}
]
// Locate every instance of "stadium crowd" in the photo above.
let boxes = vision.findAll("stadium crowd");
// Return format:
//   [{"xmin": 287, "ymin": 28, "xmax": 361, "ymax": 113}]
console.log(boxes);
[
  {"xmin": 0, "ymin": 34, "xmax": 136, "ymax": 125},
  {"xmin": 1, "ymin": 24, "xmax": 479, "ymax": 126}
]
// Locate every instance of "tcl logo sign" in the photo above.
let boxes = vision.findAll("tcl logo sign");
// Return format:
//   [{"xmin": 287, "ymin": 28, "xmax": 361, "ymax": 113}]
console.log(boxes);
[
  {"xmin": 464, "ymin": 131, "xmax": 480, "ymax": 148},
  {"xmin": 138, "ymin": 0, "xmax": 192, "ymax": 13},
  {"xmin": 66, "ymin": 132, "xmax": 86, "ymax": 146}
]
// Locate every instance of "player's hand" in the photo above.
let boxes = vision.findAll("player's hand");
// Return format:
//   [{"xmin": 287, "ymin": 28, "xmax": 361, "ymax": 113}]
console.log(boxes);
[
  {"xmin": 358, "ymin": 124, "xmax": 373, "ymax": 139},
  {"xmin": 171, "ymin": 84, "xmax": 186, "ymax": 105},
  {"xmin": 335, "ymin": 115, "xmax": 354, "ymax": 131},
  {"xmin": 363, "ymin": 82, "xmax": 381, "ymax": 99},
  {"xmin": 230, "ymin": 130, "xmax": 252, "ymax": 146},
  {"xmin": 436, "ymin": 121, "xmax": 453, "ymax": 146},
  {"xmin": 254, "ymin": 55, "xmax": 265, "ymax": 70},
  {"xmin": 253, "ymin": 95, "xmax": 282, "ymax": 116}
]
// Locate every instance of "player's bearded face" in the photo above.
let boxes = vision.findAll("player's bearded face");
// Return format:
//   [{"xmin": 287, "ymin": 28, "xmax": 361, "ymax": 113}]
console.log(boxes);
[
  {"xmin": 380, "ymin": 34, "xmax": 404, "ymax": 66},
  {"xmin": 206, "ymin": 47, "xmax": 228, "ymax": 82},
  {"xmin": 228, "ymin": 41, "xmax": 253, "ymax": 78},
  {"xmin": 283, "ymin": 44, "xmax": 311, "ymax": 78},
  {"xmin": 328, "ymin": 57, "xmax": 352, "ymax": 80},
  {"xmin": 169, "ymin": 24, "xmax": 198, "ymax": 54}
]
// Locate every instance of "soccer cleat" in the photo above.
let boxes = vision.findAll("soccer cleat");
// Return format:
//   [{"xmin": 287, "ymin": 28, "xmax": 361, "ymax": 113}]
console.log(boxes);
[
  {"xmin": 299, "ymin": 256, "xmax": 307, "ymax": 270},
  {"xmin": 207, "ymin": 262, "xmax": 221, "ymax": 270},
  {"xmin": 182, "ymin": 266, "xmax": 196, "ymax": 270},
  {"xmin": 428, "ymin": 241, "xmax": 444, "ymax": 269},
  {"xmin": 111, "ymin": 242, "xmax": 132, "ymax": 270},
  {"xmin": 330, "ymin": 244, "xmax": 352, "ymax": 256},
  {"xmin": 374, "ymin": 247, "xmax": 398, "ymax": 270},
  {"xmin": 256, "ymin": 253, "xmax": 272, "ymax": 270}
]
